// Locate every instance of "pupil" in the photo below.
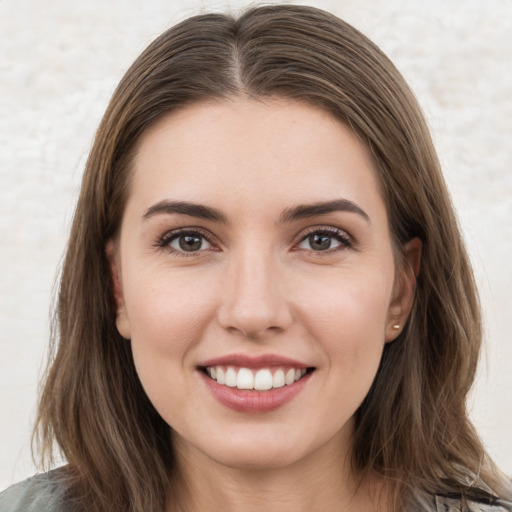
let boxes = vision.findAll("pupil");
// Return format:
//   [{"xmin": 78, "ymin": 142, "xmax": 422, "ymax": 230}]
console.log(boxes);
[
  {"xmin": 179, "ymin": 235, "xmax": 202, "ymax": 251},
  {"xmin": 310, "ymin": 234, "xmax": 331, "ymax": 250}
]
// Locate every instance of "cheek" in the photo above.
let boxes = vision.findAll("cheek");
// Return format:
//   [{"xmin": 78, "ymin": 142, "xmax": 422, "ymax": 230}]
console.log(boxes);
[
  {"xmin": 126, "ymin": 266, "xmax": 218, "ymax": 347},
  {"xmin": 299, "ymin": 267, "xmax": 392, "ymax": 340},
  {"xmin": 297, "ymin": 267, "xmax": 392, "ymax": 385},
  {"xmin": 123, "ymin": 268, "xmax": 219, "ymax": 414}
]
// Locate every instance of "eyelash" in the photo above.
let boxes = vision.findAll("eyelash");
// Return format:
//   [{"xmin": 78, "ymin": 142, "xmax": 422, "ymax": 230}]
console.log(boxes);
[
  {"xmin": 296, "ymin": 226, "xmax": 353, "ymax": 255},
  {"xmin": 155, "ymin": 226, "xmax": 353, "ymax": 257},
  {"xmin": 155, "ymin": 227, "xmax": 216, "ymax": 257}
]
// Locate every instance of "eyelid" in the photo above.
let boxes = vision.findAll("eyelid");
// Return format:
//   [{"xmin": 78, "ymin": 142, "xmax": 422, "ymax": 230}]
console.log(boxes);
[
  {"xmin": 156, "ymin": 227, "xmax": 219, "ymax": 255},
  {"xmin": 293, "ymin": 225, "xmax": 354, "ymax": 252},
  {"xmin": 154, "ymin": 224, "xmax": 354, "ymax": 256}
]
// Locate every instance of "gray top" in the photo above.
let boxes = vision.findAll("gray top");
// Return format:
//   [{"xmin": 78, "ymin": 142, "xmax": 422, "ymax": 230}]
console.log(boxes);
[
  {"xmin": 1, "ymin": 472, "xmax": 511, "ymax": 511},
  {"xmin": 434, "ymin": 495, "xmax": 512, "ymax": 512},
  {"xmin": 0, "ymin": 473, "xmax": 66, "ymax": 512}
]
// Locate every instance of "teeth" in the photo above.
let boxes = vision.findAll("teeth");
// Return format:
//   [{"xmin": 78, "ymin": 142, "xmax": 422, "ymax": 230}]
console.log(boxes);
[
  {"xmin": 225, "ymin": 367, "xmax": 237, "ymax": 387},
  {"xmin": 285, "ymin": 368, "xmax": 295, "ymax": 385},
  {"xmin": 206, "ymin": 365, "xmax": 309, "ymax": 391},
  {"xmin": 273, "ymin": 369, "xmax": 285, "ymax": 388},
  {"xmin": 237, "ymin": 368, "xmax": 254, "ymax": 390},
  {"xmin": 254, "ymin": 369, "xmax": 273, "ymax": 391}
]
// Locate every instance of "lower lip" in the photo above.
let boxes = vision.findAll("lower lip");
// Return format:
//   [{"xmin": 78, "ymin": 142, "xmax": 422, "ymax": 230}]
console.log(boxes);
[{"xmin": 200, "ymin": 371, "xmax": 312, "ymax": 413}]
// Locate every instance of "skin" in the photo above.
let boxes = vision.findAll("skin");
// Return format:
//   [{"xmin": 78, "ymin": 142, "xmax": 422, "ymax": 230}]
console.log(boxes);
[{"xmin": 110, "ymin": 98, "xmax": 420, "ymax": 512}]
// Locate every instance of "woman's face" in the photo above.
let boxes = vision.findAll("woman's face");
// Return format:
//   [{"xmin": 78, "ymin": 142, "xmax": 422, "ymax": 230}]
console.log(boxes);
[{"xmin": 112, "ymin": 98, "xmax": 416, "ymax": 471}]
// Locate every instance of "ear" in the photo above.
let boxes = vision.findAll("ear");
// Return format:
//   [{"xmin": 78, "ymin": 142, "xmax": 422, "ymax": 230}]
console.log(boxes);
[
  {"xmin": 385, "ymin": 237, "xmax": 422, "ymax": 342},
  {"xmin": 106, "ymin": 240, "xmax": 131, "ymax": 339}
]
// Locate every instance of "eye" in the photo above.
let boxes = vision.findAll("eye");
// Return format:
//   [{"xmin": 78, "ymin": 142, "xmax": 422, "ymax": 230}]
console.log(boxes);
[
  {"xmin": 159, "ymin": 229, "xmax": 213, "ymax": 255},
  {"xmin": 297, "ymin": 228, "xmax": 352, "ymax": 252}
]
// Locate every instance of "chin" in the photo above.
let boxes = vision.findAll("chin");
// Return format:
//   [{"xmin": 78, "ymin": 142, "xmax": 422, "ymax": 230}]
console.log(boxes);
[
  {"xmin": 211, "ymin": 445, "xmax": 307, "ymax": 471},
  {"xmin": 197, "ymin": 424, "xmax": 337, "ymax": 472}
]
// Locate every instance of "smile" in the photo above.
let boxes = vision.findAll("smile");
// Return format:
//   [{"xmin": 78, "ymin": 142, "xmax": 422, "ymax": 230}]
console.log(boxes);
[
  {"xmin": 204, "ymin": 366, "xmax": 309, "ymax": 391},
  {"xmin": 198, "ymin": 354, "xmax": 315, "ymax": 413}
]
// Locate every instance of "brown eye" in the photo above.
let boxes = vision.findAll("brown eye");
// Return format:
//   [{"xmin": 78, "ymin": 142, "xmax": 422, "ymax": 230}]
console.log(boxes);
[
  {"xmin": 168, "ymin": 232, "xmax": 211, "ymax": 253},
  {"xmin": 308, "ymin": 233, "xmax": 333, "ymax": 251},
  {"xmin": 297, "ymin": 229, "xmax": 352, "ymax": 252}
]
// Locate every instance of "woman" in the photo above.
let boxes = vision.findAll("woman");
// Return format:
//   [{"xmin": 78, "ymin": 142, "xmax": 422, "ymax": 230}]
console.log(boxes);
[{"xmin": 1, "ymin": 4, "xmax": 510, "ymax": 512}]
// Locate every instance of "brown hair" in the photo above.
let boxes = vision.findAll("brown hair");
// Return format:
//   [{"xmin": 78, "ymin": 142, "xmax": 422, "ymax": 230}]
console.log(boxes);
[{"xmin": 34, "ymin": 5, "xmax": 511, "ymax": 511}]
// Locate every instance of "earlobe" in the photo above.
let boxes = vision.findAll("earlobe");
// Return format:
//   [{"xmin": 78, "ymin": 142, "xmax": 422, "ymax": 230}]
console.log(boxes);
[
  {"xmin": 106, "ymin": 240, "xmax": 131, "ymax": 339},
  {"xmin": 385, "ymin": 237, "xmax": 422, "ymax": 342}
]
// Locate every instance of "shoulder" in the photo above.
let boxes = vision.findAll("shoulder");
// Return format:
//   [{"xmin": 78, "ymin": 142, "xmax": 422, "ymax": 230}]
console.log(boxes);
[
  {"xmin": 0, "ymin": 470, "xmax": 68, "ymax": 512},
  {"xmin": 435, "ymin": 494, "xmax": 512, "ymax": 512}
]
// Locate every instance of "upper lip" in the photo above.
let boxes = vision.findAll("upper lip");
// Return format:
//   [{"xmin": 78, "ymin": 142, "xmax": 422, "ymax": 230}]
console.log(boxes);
[{"xmin": 198, "ymin": 353, "xmax": 311, "ymax": 369}]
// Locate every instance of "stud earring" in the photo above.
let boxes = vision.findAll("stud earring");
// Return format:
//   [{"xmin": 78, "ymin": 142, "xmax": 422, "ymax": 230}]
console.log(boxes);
[{"xmin": 392, "ymin": 324, "xmax": 400, "ymax": 330}]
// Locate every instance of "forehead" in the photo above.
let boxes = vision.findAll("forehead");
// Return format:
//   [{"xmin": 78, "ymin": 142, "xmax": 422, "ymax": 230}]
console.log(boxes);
[{"xmin": 129, "ymin": 98, "xmax": 385, "ymax": 217}]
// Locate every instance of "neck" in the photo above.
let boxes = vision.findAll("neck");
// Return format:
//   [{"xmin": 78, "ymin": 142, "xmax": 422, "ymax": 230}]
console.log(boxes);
[{"xmin": 167, "ymin": 429, "xmax": 387, "ymax": 512}]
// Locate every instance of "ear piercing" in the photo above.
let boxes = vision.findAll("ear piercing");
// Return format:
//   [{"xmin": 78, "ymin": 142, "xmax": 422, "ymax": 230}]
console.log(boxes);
[{"xmin": 392, "ymin": 324, "xmax": 400, "ymax": 330}]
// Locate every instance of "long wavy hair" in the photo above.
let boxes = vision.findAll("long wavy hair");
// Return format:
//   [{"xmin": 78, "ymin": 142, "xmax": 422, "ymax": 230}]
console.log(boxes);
[{"xmin": 34, "ymin": 5, "xmax": 511, "ymax": 511}]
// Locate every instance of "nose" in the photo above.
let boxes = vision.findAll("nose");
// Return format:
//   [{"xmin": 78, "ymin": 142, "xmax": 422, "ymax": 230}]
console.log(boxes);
[{"xmin": 216, "ymin": 251, "xmax": 293, "ymax": 339}]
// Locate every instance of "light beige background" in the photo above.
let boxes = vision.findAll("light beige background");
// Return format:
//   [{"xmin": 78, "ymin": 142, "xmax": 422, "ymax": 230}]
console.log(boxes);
[{"xmin": 1, "ymin": 0, "xmax": 511, "ymax": 490}]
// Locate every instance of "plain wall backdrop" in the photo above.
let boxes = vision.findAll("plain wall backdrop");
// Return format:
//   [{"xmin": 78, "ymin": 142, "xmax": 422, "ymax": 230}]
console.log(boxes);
[{"xmin": 1, "ymin": 0, "xmax": 511, "ymax": 491}]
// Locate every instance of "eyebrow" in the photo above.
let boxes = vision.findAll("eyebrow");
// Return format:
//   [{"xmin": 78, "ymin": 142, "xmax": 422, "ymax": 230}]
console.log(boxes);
[
  {"xmin": 143, "ymin": 200, "xmax": 229, "ymax": 223},
  {"xmin": 279, "ymin": 199, "xmax": 370, "ymax": 224},
  {"xmin": 142, "ymin": 198, "xmax": 370, "ymax": 225}
]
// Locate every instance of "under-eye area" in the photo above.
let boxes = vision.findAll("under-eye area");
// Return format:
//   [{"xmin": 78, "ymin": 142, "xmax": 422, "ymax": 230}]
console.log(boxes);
[{"xmin": 199, "ymin": 365, "xmax": 316, "ymax": 391}]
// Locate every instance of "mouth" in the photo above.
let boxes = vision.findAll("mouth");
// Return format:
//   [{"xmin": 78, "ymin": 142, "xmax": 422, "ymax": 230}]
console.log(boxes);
[
  {"xmin": 197, "ymin": 354, "xmax": 316, "ymax": 413},
  {"xmin": 200, "ymin": 365, "xmax": 314, "ymax": 391}
]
